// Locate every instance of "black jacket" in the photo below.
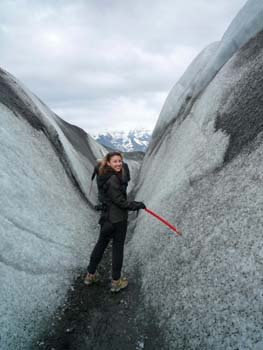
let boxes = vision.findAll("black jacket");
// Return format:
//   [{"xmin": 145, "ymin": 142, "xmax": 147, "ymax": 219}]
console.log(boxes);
[
  {"xmin": 97, "ymin": 166, "xmax": 140, "ymax": 223},
  {"xmin": 92, "ymin": 162, "xmax": 130, "ymax": 202}
]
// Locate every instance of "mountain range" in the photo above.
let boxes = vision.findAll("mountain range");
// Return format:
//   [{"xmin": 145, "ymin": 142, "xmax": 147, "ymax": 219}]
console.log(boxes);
[{"xmin": 92, "ymin": 129, "xmax": 152, "ymax": 152}]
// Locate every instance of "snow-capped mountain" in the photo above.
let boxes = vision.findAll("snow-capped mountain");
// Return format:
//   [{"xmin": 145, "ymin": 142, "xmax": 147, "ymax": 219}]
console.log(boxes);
[{"xmin": 92, "ymin": 129, "xmax": 152, "ymax": 152}]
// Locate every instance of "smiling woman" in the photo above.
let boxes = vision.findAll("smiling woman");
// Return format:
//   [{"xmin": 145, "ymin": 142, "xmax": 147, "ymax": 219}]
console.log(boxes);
[{"xmin": 84, "ymin": 151, "xmax": 146, "ymax": 293}]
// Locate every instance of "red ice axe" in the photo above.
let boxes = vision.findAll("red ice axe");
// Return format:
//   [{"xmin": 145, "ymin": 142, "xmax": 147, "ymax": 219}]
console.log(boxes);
[{"xmin": 144, "ymin": 208, "xmax": 182, "ymax": 236}]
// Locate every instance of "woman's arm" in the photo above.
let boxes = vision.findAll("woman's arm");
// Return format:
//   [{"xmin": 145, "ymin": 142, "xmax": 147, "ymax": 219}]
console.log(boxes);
[{"xmin": 107, "ymin": 175, "xmax": 144, "ymax": 210}]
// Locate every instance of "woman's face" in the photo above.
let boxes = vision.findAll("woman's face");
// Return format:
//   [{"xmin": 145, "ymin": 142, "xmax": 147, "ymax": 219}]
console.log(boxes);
[{"xmin": 107, "ymin": 155, "xmax": 123, "ymax": 172}]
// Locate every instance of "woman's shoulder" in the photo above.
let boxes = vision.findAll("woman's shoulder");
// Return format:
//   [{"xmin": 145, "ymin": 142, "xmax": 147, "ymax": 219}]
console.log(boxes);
[{"xmin": 106, "ymin": 173, "xmax": 122, "ymax": 186}]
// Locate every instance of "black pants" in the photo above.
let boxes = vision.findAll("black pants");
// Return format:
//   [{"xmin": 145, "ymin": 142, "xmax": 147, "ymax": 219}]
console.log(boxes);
[{"xmin": 87, "ymin": 220, "xmax": 128, "ymax": 280}]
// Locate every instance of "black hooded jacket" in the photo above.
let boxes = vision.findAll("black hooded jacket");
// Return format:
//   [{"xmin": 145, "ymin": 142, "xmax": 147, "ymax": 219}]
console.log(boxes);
[{"xmin": 97, "ymin": 165, "xmax": 141, "ymax": 223}]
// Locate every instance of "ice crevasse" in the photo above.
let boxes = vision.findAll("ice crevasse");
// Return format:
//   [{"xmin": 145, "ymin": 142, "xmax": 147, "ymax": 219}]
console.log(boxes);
[
  {"xmin": 1, "ymin": 0, "xmax": 263, "ymax": 348},
  {"xmin": 127, "ymin": 1, "xmax": 263, "ymax": 349}
]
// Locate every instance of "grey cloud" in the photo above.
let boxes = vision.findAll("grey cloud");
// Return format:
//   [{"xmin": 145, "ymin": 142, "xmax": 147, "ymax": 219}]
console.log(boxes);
[{"xmin": 0, "ymin": 0, "xmax": 248, "ymax": 132}]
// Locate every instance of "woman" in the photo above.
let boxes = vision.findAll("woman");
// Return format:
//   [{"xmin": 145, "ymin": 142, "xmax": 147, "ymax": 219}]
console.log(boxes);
[{"xmin": 84, "ymin": 151, "xmax": 146, "ymax": 292}]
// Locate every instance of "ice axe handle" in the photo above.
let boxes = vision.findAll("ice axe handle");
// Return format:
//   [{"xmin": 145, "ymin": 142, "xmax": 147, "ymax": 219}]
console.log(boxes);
[{"xmin": 144, "ymin": 208, "xmax": 182, "ymax": 236}]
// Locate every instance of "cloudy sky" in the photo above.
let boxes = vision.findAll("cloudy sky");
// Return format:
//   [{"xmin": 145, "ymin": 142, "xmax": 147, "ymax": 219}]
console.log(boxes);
[{"xmin": 1, "ymin": 0, "xmax": 247, "ymax": 134}]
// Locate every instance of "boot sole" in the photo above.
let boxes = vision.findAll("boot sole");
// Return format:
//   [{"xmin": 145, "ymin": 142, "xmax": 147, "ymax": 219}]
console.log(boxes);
[{"xmin": 110, "ymin": 283, "xmax": 128, "ymax": 293}]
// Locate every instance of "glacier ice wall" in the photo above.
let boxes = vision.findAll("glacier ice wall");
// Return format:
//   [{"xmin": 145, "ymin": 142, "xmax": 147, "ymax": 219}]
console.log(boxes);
[
  {"xmin": 151, "ymin": 0, "xmax": 263, "ymax": 151},
  {"xmin": 127, "ymin": 2, "xmax": 263, "ymax": 349},
  {"xmin": 0, "ymin": 101, "xmax": 97, "ymax": 350}
]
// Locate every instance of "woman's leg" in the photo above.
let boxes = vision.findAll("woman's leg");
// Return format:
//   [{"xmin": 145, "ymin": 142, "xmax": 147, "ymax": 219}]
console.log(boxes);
[
  {"xmin": 111, "ymin": 220, "xmax": 128, "ymax": 281},
  {"xmin": 87, "ymin": 220, "xmax": 114, "ymax": 274}
]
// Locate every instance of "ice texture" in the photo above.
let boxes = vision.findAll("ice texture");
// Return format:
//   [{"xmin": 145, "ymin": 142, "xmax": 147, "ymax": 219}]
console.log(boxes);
[
  {"xmin": 0, "ymin": 67, "xmax": 110, "ymax": 206},
  {"xmin": 127, "ymin": 3, "xmax": 263, "ymax": 349},
  {"xmin": 0, "ymin": 102, "xmax": 97, "ymax": 349}
]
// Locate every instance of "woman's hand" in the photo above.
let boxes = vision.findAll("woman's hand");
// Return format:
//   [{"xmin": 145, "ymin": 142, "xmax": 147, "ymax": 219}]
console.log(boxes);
[{"xmin": 133, "ymin": 201, "xmax": 146, "ymax": 210}]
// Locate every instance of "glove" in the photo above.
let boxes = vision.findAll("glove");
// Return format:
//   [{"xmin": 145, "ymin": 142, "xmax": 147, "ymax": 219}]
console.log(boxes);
[
  {"xmin": 94, "ymin": 203, "xmax": 107, "ymax": 211},
  {"xmin": 132, "ymin": 201, "xmax": 146, "ymax": 210}
]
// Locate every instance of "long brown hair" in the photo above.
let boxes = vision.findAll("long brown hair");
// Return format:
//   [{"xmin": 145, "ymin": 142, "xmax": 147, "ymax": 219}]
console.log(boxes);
[{"xmin": 99, "ymin": 151, "xmax": 124, "ymax": 175}]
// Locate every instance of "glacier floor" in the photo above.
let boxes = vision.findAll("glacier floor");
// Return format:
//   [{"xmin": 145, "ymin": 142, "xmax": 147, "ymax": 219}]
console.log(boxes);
[{"xmin": 34, "ymin": 224, "xmax": 165, "ymax": 350}]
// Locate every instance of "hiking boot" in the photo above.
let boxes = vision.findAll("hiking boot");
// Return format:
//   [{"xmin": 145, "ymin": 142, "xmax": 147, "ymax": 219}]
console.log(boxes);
[
  {"xmin": 110, "ymin": 277, "xmax": 128, "ymax": 293},
  {"xmin": 84, "ymin": 272, "xmax": 100, "ymax": 286}
]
